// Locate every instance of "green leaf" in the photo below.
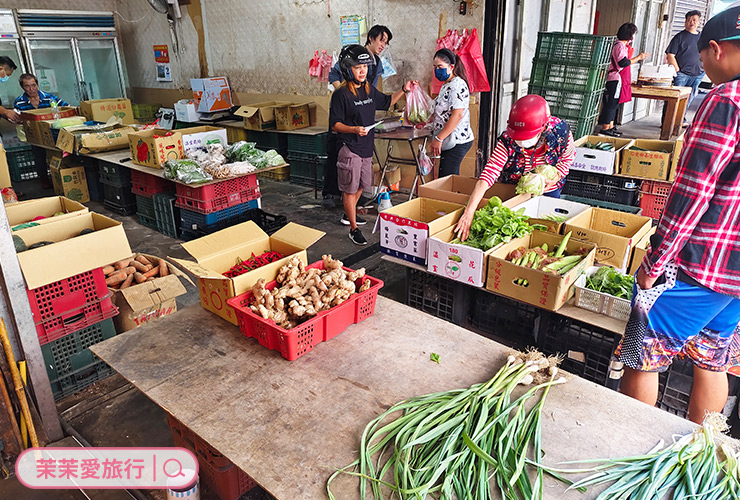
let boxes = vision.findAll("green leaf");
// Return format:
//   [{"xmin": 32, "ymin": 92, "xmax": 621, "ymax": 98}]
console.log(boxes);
[{"xmin": 430, "ymin": 353, "xmax": 440, "ymax": 364}]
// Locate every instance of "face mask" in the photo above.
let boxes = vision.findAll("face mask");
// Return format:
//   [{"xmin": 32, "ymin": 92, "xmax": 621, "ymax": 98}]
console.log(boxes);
[
  {"xmin": 0, "ymin": 76, "xmax": 9, "ymax": 83},
  {"xmin": 515, "ymin": 136, "xmax": 539, "ymax": 149},
  {"xmin": 434, "ymin": 68, "xmax": 450, "ymax": 82}
]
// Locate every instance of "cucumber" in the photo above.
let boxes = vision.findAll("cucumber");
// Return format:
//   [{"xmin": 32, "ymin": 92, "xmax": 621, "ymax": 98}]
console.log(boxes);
[{"xmin": 12, "ymin": 235, "xmax": 27, "ymax": 253}]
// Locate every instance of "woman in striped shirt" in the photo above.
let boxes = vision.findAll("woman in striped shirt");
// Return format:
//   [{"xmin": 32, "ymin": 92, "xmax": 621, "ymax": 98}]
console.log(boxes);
[{"xmin": 454, "ymin": 95, "xmax": 575, "ymax": 241}]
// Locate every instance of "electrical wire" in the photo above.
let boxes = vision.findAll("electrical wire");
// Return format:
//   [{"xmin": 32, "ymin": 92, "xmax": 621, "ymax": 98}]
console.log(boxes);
[{"xmin": 113, "ymin": 8, "xmax": 151, "ymax": 24}]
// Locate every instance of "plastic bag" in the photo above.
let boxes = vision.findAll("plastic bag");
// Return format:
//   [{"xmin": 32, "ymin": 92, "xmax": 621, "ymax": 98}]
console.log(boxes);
[
  {"xmin": 163, "ymin": 159, "xmax": 212, "ymax": 184},
  {"xmin": 319, "ymin": 49, "xmax": 332, "ymax": 82},
  {"xmin": 379, "ymin": 48, "xmax": 397, "ymax": 79},
  {"xmin": 418, "ymin": 144, "xmax": 434, "ymax": 176},
  {"xmin": 457, "ymin": 29, "xmax": 490, "ymax": 92},
  {"xmin": 403, "ymin": 83, "xmax": 434, "ymax": 125},
  {"xmin": 309, "ymin": 50, "xmax": 320, "ymax": 77}
]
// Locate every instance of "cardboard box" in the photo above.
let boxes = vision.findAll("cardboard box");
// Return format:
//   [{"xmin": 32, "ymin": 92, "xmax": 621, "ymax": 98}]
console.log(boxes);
[
  {"xmin": 35, "ymin": 120, "xmax": 58, "ymax": 148},
  {"xmin": 512, "ymin": 196, "xmax": 591, "ymax": 234},
  {"xmin": 56, "ymin": 124, "xmax": 137, "ymax": 154},
  {"xmin": 79, "ymin": 98, "xmax": 135, "ymax": 125},
  {"xmin": 13, "ymin": 212, "xmax": 132, "ymax": 290},
  {"xmin": 22, "ymin": 120, "xmax": 42, "ymax": 145},
  {"xmin": 427, "ymin": 225, "xmax": 498, "ymax": 287},
  {"xmin": 0, "ymin": 145, "xmax": 10, "ymax": 189},
  {"xmin": 191, "ymin": 77, "xmax": 233, "ymax": 113},
  {"xmin": 485, "ymin": 231, "xmax": 597, "ymax": 311},
  {"xmin": 669, "ymin": 133, "xmax": 684, "ymax": 182},
  {"xmin": 177, "ymin": 126, "xmax": 228, "ymax": 153},
  {"xmin": 109, "ymin": 254, "xmax": 188, "ymax": 332},
  {"xmin": 19, "ymin": 106, "xmax": 77, "ymax": 122},
  {"xmin": 417, "ymin": 175, "xmax": 530, "ymax": 208},
  {"xmin": 274, "ymin": 102, "xmax": 311, "ymax": 131},
  {"xmin": 49, "ymin": 163, "xmax": 89, "ymax": 203},
  {"xmin": 174, "ymin": 99, "xmax": 202, "ymax": 123},
  {"xmin": 128, "ymin": 128, "xmax": 183, "ymax": 168},
  {"xmin": 563, "ymin": 208, "xmax": 653, "ymax": 269},
  {"xmin": 621, "ymin": 139, "xmax": 676, "ymax": 180},
  {"xmin": 172, "ymin": 221, "xmax": 324, "ymax": 325},
  {"xmin": 628, "ymin": 227, "xmax": 656, "ymax": 275},
  {"xmin": 234, "ymin": 101, "xmax": 291, "ymax": 131},
  {"xmin": 6, "ymin": 196, "xmax": 88, "ymax": 226},
  {"xmin": 379, "ymin": 198, "xmax": 464, "ymax": 265},
  {"xmin": 573, "ymin": 136, "xmax": 634, "ymax": 175}
]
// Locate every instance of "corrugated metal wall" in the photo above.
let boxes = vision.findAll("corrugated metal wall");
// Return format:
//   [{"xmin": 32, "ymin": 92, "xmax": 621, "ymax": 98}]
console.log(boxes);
[{"xmin": 671, "ymin": 0, "xmax": 712, "ymax": 35}]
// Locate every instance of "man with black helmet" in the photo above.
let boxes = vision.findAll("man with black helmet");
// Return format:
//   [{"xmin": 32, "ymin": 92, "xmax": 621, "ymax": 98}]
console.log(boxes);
[{"xmin": 329, "ymin": 44, "xmax": 411, "ymax": 245}]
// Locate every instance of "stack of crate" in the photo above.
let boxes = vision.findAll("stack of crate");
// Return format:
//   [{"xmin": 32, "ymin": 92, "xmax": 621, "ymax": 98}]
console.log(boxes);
[
  {"xmin": 99, "ymin": 162, "xmax": 136, "ymax": 215},
  {"xmin": 286, "ymin": 133, "xmax": 328, "ymax": 187},
  {"xmin": 6, "ymin": 145, "xmax": 37, "ymax": 182},
  {"xmin": 131, "ymin": 170, "xmax": 175, "ymax": 230},
  {"xmin": 528, "ymin": 32, "xmax": 615, "ymax": 138}
]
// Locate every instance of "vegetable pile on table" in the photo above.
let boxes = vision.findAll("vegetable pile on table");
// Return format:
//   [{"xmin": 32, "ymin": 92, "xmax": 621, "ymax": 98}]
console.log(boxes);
[
  {"xmin": 223, "ymin": 251, "xmax": 284, "ymax": 278},
  {"xmin": 104, "ymin": 254, "xmax": 169, "ymax": 290},
  {"xmin": 505, "ymin": 231, "xmax": 585, "ymax": 275},
  {"xmin": 585, "ymin": 266, "xmax": 634, "ymax": 300},
  {"xmin": 249, "ymin": 254, "xmax": 372, "ymax": 330},
  {"xmin": 327, "ymin": 350, "xmax": 567, "ymax": 500},
  {"xmin": 453, "ymin": 196, "xmax": 540, "ymax": 250},
  {"xmin": 580, "ymin": 141, "xmax": 615, "ymax": 151}
]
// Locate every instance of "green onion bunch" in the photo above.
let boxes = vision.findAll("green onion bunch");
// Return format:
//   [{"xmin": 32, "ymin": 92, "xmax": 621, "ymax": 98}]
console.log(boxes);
[{"xmin": 327, "ymin": 350, "xmax": 566, "ymax": 499}]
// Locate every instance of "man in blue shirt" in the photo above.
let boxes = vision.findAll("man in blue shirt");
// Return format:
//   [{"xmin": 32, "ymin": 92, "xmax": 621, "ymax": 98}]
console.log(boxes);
[{"xmin": 14, "ymin": 73, "xmax": 70, "ymax": 189}]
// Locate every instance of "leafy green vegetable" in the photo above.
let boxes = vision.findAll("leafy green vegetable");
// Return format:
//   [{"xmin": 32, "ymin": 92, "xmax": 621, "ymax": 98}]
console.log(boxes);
[
  {"xmin": 516, "ymin": 173, "xmax": 547, "ymax": 196},
  {"xmin": 541, "ymin": 213, "xmax": 569, "ymax": 223},
  {"xmin": 454, "ymin": 196, "xmax": 537, "ymax": 251},
  {"xmin": 430, "ymin": 353, "xmax": 440, "ymax": 364},
  {"xmin": 586, "ymin": 266, "xmax": 634, "ymax": 300},
  {"xmin": 225, "ymin": 141, "xmax": 282, "ymax": 168}
]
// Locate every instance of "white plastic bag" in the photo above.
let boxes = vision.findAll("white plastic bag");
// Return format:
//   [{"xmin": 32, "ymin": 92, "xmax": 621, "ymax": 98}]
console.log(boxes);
[
  {"xmin": 418, "ymin": 144, "xmax": 434, "ymax": 176},
  {"xmin": 379, "ymin": 47, "xmax": 397, "ymax": 79}
]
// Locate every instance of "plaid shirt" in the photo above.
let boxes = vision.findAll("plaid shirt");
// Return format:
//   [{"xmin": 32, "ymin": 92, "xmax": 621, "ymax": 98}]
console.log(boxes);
[
  {"xmin": 14, "ymin": 90, "xmax": 68, "ymax": 111},
  {"xmin": 643, "ymin": 75, "xmax": 740, "ymax": 297}
]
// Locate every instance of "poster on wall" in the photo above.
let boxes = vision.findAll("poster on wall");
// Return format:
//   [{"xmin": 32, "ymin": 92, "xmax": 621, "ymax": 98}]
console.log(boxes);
[
  {"xmin": 37, "ymin": 69, "xmax": 58, "ymax": 93},
  {"xmin": 153, "ymin": 44, "xmax": 172, "ymax": 82}
]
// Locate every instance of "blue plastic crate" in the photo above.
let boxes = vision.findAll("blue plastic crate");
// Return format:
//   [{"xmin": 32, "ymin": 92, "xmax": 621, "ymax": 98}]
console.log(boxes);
[{"xmin": 180, "ymin": 199, "xmax": 260, "ymax": 233}]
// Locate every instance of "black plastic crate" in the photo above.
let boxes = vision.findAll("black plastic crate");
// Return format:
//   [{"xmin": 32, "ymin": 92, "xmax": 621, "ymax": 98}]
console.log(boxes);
[
  {"xmin": 246, "ymin": 130, "xmax": 287, "ymax": 152},
  {"xmin": 537, "ymin": 315, "xmax": 622, "ymax": 387},
  {"xmin": 469, "ymin": 290, "xmax": 544, "ymax": 348},
  {"xmin": 406, "ymin": 268, "xmax": 472, "ymax": 325},
  {"xmin": 288, "ymin": 152, "xmax": 326, "ymax": 188},
  {"xmin": 50, "ymin": 361, "xmax": 114, "ymax": 401},
  {"xmin": 561, "ymin": 195, "xmax": 643, "ymax": 215},
  {"xmin": 85, "ymin": 166, "xmax": 104, "ymax": 202},
  {"xmin": 562, "ymin": 172, "xmax": 639, "ymax": 206},
  {"xmin": 247, "ymin": 208, "xmax": 287, "ymax": 235},
  {"xmin": 7, "ymin": 145, "xmax": 37, "ymax": 182},
  {"xmin": 99, "ymin": 162, "xmax": 132, "ymax": 188},
  {"xmin": 153, "ymin": 192, "xmax": 180, "ymax": 239},
  {"xmin": 657, "ymin": 357, "xmax": 694, "ymax": 419},
  {"xmin": 103, "ymin": 183, "xmax": 137, "ymax": 212},
  {"xmin": 287, "ymin": 132, "xmax": 328, "ymax": 155}
]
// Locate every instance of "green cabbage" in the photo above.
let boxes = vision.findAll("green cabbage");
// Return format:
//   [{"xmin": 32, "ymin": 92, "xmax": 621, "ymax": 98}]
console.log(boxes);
[
  {"xmin": 516, "ymin": 173, "xmax": 546, "ymax": 196},
  {"xmin": 534, "ymin": 164, "xmax": 559, "ymax": 182}
]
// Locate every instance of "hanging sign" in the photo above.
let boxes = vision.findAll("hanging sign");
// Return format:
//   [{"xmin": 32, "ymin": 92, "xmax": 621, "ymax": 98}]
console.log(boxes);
[{"xmin": 153, "ymin": 45, "xmax": 172, "ymax": 82}]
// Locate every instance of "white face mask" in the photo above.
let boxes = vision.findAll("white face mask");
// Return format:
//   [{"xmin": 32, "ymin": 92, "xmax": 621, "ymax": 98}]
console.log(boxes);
[{"xmin": 515, "ymin": 136, "xmax": 539, "ymax": 149}]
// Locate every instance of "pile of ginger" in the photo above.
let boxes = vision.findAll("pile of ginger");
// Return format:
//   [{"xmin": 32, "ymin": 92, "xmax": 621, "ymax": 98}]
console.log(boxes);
[{"xmin": 249, "ymin": 254, "xmax": 371, "ymax": 329}]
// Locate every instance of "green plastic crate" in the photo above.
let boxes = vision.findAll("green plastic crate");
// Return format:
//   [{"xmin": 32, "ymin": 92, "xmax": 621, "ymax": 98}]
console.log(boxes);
[
  {"xmin": 136, "ymin": 194, "xmax": 156, "ymax": 218},
  {"xmin": 132, "ymin": 103, "xmax": 160, "ymax": 123},
  {"xmin": 153, "ymin": 192, "xmax": 180, "ymax": 238},
  {"xmin": 528, "ymin": 85, "xmax": 603, "ymax": 119},
  {"xmin": 558, "ymin": 114, "xmax": 599, "ymax": 141},
  {"xmin": 50, "ymin": 361, "xmax": 115, "ymax": 401},
  {"xmin": 287, "ymin": 152, "xmax": 326, "ymax": 188},
  {"xmin": 287, "ymin": 132, "xmax": 328, "ymax": 155},
  {"xmin": 535, "ymin": 32, "xmax": 615, "ymax": 66},
  {"xmin": 245, "ymin": 130, "xmax": 287, "ymax": 152},
  {"xmin": 7, "ymin": 145, "xmax": 37, "ymax": 182},
  {"xmin": 530, "ymin": 59, "xmax": 609, "ymax": 93}
]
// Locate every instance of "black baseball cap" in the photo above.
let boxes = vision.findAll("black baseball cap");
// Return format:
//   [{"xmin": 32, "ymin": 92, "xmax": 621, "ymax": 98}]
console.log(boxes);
[{"xmin": 698, "ymin": 6, "xmax": 740, "ymax": 51}]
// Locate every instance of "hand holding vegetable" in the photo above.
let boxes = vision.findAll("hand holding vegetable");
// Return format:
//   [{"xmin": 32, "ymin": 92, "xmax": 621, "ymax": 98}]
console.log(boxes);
[{"xmin": 453, "ymin": 208, "xmax": 475, "ymax": 242}]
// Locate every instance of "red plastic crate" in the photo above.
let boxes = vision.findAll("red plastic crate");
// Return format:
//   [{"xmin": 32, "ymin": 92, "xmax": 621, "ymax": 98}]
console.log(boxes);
[
  {"xmin": 169, "ymin": 416, "xmax": 257, "ymax": 500},
  {"xmin": 27, "ymin": 268, "xmax": 119, "ymax": 345},
  {"xmin": 175, "ymin": 186, "xmax": 261, "ymax": 214},
  {"xmin": 227, "ymin": 261, "xmax": 384, "ymax": 361},
  {"xmin": 641, "ymin": 179, "xmax": 672, "ymax": 197},
  {"xmin": 175, "ymin": 175, "xmax": 258, "ymax": 201},
  {"xmin": 639, "ymin": 192, "xmax": 668, "ymax": 220},
  {"xmin": 130, "ymin": 170, "xmax": 173, "ymax": 198}
]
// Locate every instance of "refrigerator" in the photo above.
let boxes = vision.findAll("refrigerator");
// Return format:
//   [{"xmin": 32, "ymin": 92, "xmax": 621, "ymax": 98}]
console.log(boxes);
[
  {"xmin": 0, "ymin": 9, "xmax": 26, "ymax": 146},
  {"xmin": 17, "ymin": 9, "xmax": 126, "ymax": 106}
]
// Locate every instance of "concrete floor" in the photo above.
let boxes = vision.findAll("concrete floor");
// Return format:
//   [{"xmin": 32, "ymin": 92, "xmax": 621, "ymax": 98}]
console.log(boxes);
[{"xmin": 0, "ymin": 94, "xmax": 712, "ymax": 499}]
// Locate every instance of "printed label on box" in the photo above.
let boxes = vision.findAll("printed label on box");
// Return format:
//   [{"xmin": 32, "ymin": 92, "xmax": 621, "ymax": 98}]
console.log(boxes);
[{"xmin": 379, "ymin": 215, "xmax": 429, "ymax": 260}]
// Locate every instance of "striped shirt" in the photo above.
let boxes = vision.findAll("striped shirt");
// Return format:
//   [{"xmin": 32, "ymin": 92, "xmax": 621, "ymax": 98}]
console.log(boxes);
[
  {"xmin": 643, "ymin": 75, "xmax": 740, "ymax": 297},
  {"xmin": 480, "ymin": 116, "xmax": 574, "ymax": 193},
  {"xmin": 14, "ymin": 90, "xmax": 69, "ymax": 111}
]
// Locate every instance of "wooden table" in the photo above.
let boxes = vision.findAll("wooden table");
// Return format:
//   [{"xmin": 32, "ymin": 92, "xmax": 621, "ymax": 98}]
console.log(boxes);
[
  {"xmin": 91, "ymin": 298, "xmax": 706, "ymax": 499},
  {"xmin": 630, "ymin": 85, "xmax": 691, "ymax": 140},
  {"xmin": 374, "ymin": 127, "xmax": 432, "ymax": 201}
]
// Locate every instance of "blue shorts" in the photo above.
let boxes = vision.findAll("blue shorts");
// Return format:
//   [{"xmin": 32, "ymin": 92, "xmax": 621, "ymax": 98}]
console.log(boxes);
[{"xmin": 615, "ymin": 263, "xmax": 740, "ymax": 372}]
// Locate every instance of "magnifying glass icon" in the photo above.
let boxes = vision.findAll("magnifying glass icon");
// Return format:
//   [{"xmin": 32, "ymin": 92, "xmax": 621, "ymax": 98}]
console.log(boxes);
[{"xmin": 163, "ymin": 458, "xmax": 186, "ymax": 478}]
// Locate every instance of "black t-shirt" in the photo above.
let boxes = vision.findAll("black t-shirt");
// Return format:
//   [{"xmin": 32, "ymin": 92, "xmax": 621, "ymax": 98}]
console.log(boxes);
[
  {"xmin": 666, "ymin": 30, "xmax": 703, "ymax": 76},
  {"xmin": 329, "ymin": 84, "xmax": 391, "ymax": 158}
]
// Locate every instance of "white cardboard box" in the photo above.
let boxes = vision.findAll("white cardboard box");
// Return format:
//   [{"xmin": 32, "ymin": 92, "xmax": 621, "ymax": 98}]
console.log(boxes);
[
  {"xmin": 427, "ymin": 226, "xmax": 496, "ymax": 287},
  {"xmin": 513, "ymin": 196, "xmax": 592, "ymax": 234},
  {"xmin": 572, "ymin": 136, "xmax": 634, "ymax": 175},
  {"xmin": 174, "ymin": 100, "xmax": 203, "ymax": 123}
]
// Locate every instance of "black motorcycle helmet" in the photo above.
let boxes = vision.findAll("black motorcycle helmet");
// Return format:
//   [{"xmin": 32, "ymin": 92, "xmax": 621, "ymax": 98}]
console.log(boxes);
[{"xmin": 339, "ymin": 44, "xmax": 373, "ymax": 84}]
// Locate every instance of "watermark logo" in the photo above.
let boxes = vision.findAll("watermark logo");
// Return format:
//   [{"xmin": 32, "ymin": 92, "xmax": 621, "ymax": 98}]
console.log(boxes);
[{"xmin": 16, "ymin": 448, "xmax": 198, "ymax": 489}]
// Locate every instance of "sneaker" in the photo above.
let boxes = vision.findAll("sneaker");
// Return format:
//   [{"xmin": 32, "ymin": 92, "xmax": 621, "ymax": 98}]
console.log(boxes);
[
  {"xmin": 349, "ymin": 227, "xmax": 368, "ymax": 245},
  {"xmin": 611, "ymin": 127, "xmax": 624, "ymax": 136},
  {"xmin": 599, "ymin": 128, "xmax": 621, "ymax": 138},
  {"xmin": 322, "ymin": 194, "xmax": 337, "ymax": 208},
  {"xmin": 341, "ymin": 214, "xmax": 366, "ymax": 226}
]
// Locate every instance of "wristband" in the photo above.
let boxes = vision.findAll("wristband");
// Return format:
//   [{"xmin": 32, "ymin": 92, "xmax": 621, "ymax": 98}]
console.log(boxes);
[{"xmin": 434, "ymin": 136, "xmax": 443, "ymax": 143}]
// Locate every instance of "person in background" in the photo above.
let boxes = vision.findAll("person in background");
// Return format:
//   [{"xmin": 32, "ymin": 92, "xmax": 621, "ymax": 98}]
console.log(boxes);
[
  {"xmin": 453, "ymin": 95, "xmax": 574, "ymax": 241},
  {"xmin": 14, "ymin": 73, "xmax": 70, "ymax": 189},
  {"xmin": 598, "ymin": 23, "xmax": 649, "ymax": 137},
  {"xmin": 329, "ymin": 45, "xmax": 410, "ymax": 245},
  {"xmin": 662, "ymin": 10, "xmax": 705, "ymax": 127},
  {"xmin": 324, "ymin": 25, "xmax": 393, "ymax": 209},
  {"xmin": 0, "ymin": 56, "xmax": 19, "ymax": 124},
  {"xmin": 430, "ymin": 48, "xmax": 474, "ymax": 178},
  {"xmin": 615, "ymin": 6, "xmax": 740, "ymax": 424}
]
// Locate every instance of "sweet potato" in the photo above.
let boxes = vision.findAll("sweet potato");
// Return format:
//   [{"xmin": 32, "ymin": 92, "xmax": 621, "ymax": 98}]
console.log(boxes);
[
  {"xmin": 159, "ymin": 259, "xmax": 169, "ymax": 277},
  {"xmin": 106, "ymin": 271, "xmax": 127, "ymax": 286},
  {"xmin": 102, "ymin": 265, "xmax": 115, "ymax": 275},
  {"xmin": 120, "ymin": 273, "xmax": 134, "ymax": 289},
  {"xmin": 130, "ymin": 260, "xmax": 148, "ymax": 273},
  {"xmin": 135, "ymin": 255, "xmax": 153, "ymax": 267},
  {"xmin": 134, "ymin": 272, "xmax": 147, "ymax": 284},
  {"xmin": 114, "ymin": 258, "xmax": 133, "ymax": 270},
  {"xmin": 123, "ymin": 266, "xmax": 137, "ymax": 275},
  {"xmin": 143, "ymin": 267, "xmax": 160, "ymax": 278}
]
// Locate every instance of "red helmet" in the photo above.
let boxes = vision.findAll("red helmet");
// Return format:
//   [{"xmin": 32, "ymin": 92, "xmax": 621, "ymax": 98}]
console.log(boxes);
[{"xmin": 506, "ymin": 95, "xmax": 550, "ymax": 140}]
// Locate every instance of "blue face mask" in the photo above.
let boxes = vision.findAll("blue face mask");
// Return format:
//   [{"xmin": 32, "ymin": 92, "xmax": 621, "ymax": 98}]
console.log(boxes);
[
  {"xmin": 0, "ymin": 75, "xmax": 9, "ymax": 83},
  {"xmin": 434, "ymin": 68, "xmax": 450, "ymax": 82}
]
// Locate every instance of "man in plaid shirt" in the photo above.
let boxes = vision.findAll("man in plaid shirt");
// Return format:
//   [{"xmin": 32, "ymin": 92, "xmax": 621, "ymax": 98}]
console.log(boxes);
[{"xmin": 615, "ymin": 6, "xmax": 740, "ymax": 423}]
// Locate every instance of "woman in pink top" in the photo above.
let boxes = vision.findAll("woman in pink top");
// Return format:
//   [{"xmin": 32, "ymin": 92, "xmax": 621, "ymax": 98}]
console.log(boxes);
[{"xmin": 598, "ymin": 23, "xmax": 649, "ymax": 137}]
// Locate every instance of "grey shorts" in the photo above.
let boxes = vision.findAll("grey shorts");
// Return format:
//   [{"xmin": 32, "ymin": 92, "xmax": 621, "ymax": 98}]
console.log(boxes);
[{"xmin": 337, "ymin": 144, "xmax": 372, "ymax": 194}]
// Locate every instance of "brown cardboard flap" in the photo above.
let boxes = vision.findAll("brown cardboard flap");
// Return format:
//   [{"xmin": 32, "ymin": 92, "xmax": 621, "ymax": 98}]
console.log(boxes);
[
  {"xmin": 170, "ymin": 258, "xmax": 226, "ymax": 279},
  {"xmin": 119, "ymin": 274, "xmax": 186, "ymax": 312},
  {"xmin": 270, "ymin": 222, "xmax": 325, "ymax": 248},
  {"xmin": 180, "ymin": 220, "xmax": 267, "ymax": 263}
]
